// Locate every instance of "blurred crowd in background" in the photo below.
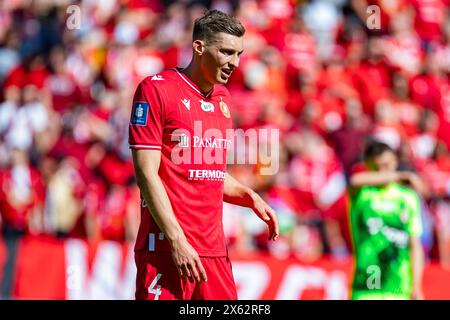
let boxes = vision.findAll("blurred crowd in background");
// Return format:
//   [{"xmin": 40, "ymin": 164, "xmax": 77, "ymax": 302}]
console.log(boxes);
[{"xmin": 1, "ymin": 0, "xmax": 450, "ymax": 268}]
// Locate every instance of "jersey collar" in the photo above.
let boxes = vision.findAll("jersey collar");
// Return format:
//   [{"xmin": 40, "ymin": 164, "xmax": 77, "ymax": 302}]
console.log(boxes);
[{"xmin": 173, "ymin": 68, "xmax": 214, "ymax": 99}]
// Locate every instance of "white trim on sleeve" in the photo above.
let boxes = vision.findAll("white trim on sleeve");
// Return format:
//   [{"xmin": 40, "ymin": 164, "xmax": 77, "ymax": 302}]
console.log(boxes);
[{"xmin": 129, "ymin": 144, "xmax": 162, "ymax": 150}]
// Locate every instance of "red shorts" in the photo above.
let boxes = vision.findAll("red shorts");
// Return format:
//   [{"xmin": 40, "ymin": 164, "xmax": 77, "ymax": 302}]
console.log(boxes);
[{"xmin": 134, "ymin": 251, "xmax": 238, "ymax": 300}]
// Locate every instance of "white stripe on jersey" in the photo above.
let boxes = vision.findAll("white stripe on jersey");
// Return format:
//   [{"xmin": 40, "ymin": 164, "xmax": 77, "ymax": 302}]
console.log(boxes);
[{"xmin": 174, "ymin": 69, "xmax": 212, "ymax": 98}]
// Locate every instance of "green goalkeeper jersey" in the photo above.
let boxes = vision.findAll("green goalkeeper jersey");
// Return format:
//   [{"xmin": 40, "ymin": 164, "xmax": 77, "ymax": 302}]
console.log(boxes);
[{"xmin": 349, "ymin": 183, "xmax": 422, "ymax": 300}]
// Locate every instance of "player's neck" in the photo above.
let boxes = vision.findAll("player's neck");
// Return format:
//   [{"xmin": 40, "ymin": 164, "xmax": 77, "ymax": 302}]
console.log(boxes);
[{"xmin": 181, "ymin": 63, "xmax": 214, "ymax": 95}]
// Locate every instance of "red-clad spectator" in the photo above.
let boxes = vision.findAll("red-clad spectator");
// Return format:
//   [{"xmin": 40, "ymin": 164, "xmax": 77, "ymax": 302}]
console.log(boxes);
[
  {"xmin": 125, "ymin": 0, "xmax": 163, "ymax": 13},
  {"xmin": 0, "ymin": 149, "xmax": 45, "ymax": 234},
  {"xmin": 104, "ymin": 44, "xmax": 139, "ymax": 89},
  {"xmin": 436, "ymin": 79, "xmax": 450, "ymax": 149},
  {"xmin": 286, "ymin": 130, "xmax": 346, "ymax": 217},
  {"xmin": 46, "ymin": 47, "xmax": 84, "ymax": 114},
  {"xmin": 410, "ymin": 56, "xmax": 442, "ymax": 110},
  {"xmin": 284, "ymin": 129, "xmax": 349, "ymax": 256},
  {"xmin": 90, "ymin": 184, "xmax": 140, "ymax": 242},
  {"xmin": 2, "ymin": 55, "xmax": 49, "ymax": 90},
  {"xmin": 282, "ymin": 13, "xmax": 318, "ymax": 89},
  {"xmin": 410, "ymin": 109, "xmax": 439, "ymax": 160},
  {"xmin": 284, "ymin": 68, "xmax": 322, "ymax": 124},
  {"xmin": 351, "ymin": 37, "xmax": 392, "ymax": 116},
  {"xmin": 314, "ymin": 90, "xmax": 347, "ymax": 133},
  {"xmin": 383, "ymin": 10, "xmax": 423, "ymax": 75},
  {"xmin": 390, "ymin": 72, "xmax": 423, "ymax": 137},
  {"xmin": 430, "ymin": 199, "xmax": 450, "ymax": 268},
  {"xmin": 96, "ymin": 151, "xmax": 135, "ymax": 186},
  {"xmin": 316, "ymin": 55, "xmax": 359, "ymax": 101},
  {"xmin": 429, "ymin": 22, "xmax": 450, "ymax": 73},
  {"xmin": 411, "ymin": 55, "xmax": 450, "ymax": 148},
  {"xmin": 260, "ymin": 0, "xmax": 294, "ymax": 50},
  {"xmin": 415, "ymin": 142, "xmax": 450, "ymax": 197},
  {"xmin": 75, "ymin": 90, "xmax": 135, "ymax": 185},
  {"xmin": 372, "ymin": 99, "xmax": 405, "ymax": 150},
  {"xmin": 407, "ymin": 0, "xmax": 450, "ymax": 43},
  {"xmin": 414, "ymin": 141, "xmax": 450, "ymax": 265},
  {"xmin": 47, "ymin": 127, "xmax": 93, "ymax": 184},
  {"xmin": 0, "ymin": 84, "xmax": 53, "ymax": 153}
]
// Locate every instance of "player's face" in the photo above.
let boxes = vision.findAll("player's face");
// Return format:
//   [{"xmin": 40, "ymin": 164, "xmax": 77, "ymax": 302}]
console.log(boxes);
[
  {"xmin": 370, "ymin": 151, "xmax": 398, "ymax": 172},
  {"xmin": 201, "ymin": 33, "xmax": 244, "ymax": 85}
]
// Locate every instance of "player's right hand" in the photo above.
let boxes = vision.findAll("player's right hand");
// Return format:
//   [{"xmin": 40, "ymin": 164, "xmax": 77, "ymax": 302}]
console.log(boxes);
[{"xmin": 170, "ymin": 236, "xmax": 207, "ymax": 283}]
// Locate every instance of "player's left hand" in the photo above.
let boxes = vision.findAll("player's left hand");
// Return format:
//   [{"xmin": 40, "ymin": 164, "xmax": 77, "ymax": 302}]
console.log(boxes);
[{"xmin": 249, "ymin": 191, "xmax": 279, "ymax": 241}]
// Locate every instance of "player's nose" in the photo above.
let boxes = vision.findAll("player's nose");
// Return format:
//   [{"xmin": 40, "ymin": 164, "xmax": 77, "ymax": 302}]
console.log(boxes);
[{"xmin": 229, "ymin": 54, "xmax": 240, "ymax": 68}]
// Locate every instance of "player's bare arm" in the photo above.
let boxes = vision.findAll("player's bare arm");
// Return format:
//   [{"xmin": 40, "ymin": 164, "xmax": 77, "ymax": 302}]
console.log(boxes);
[
  {"xmin": 350, "ymin": 171, "xmax": 406, "ymax": 187},
  {"xmin": 131, "ymin": 149, "xmax": 207, "ymax": 283},
  {"xmin": 350, "ymin": 171, "xmax": 427, "ymax": 194},
  {"xmin": 350, "ymin": 145, "xmax": 427, "ymax": 192},
  {"xmin": 223, "ymin": 173, "xmax": 279, "ymax": 241},
  {"xmin": 410, "ymin": 236, "xmax": 425, "ymax": 300}
]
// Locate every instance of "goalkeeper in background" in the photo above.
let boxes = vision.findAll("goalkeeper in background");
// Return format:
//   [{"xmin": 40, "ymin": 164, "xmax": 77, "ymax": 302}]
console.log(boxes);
[{"xmin": 349, "ymin": 141, "xmax": 425, "ymax": 300}]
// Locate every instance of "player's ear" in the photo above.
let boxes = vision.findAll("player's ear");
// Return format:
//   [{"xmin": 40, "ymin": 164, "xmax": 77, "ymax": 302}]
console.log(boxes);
[{"xmin": 193, "ymin": 40, "xmax": 205, "ymax": 56}]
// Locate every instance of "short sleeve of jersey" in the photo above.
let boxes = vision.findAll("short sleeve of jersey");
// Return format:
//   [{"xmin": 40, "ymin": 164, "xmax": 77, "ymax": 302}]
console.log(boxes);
[
  {"xmin": 405, "ymin": 191, "xmax": 423, "ymax": 238},
  {"xmin": 129, "ymin": 79, "xmax": 164, "ymax": 150}
]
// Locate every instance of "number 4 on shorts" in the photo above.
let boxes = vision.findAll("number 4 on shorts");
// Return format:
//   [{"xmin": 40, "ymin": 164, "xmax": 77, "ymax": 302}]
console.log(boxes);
[{"xmin": 148, "ymin": 273, "xmax": 162, "ymax": 300}]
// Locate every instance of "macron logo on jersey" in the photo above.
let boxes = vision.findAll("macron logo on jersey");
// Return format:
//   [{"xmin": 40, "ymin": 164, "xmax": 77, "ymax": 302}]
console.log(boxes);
[
  {"xmin": 181, "ymin": 99, "xmax": 190, "ymax": 110},
  {"xmin": 151, "ymin": 75, "xmax": 164, "ymax": 81},
  {"xmin": 131, "ymin": 101, "xmax": 149, "ymax": 126}
]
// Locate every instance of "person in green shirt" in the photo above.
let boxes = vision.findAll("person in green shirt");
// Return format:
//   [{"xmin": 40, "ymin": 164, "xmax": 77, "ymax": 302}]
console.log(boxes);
[{"xmin": 349, "ymin": 141, "xmax": 425, "ymax": 300}]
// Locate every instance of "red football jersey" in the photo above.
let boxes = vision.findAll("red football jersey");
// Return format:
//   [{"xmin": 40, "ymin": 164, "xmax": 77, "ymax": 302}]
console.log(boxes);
[
  {"xmin": 129, "ymin": 68, "xmax": 233, "ymax": 256},
  {"xmin": 408, "ymin": 0, "xmax": 449, "ymax": 42}
]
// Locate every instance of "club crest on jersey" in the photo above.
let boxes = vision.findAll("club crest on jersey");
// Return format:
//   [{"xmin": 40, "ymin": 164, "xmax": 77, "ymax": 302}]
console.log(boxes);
[
  {"xmin": 131, "ymin": 101, "xmax": 149, "ymax": 126},
  {"xmin": 200, "ymin": 100, "xmax": 215, "ymax": 112},
  {"xmin": 220, "ymin": 100, "xmax": 230, "ymax": 118}
]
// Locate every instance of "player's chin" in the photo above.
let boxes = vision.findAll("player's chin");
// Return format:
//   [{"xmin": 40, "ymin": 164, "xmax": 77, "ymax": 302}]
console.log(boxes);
[
  {"xmin": 216, "ymin": 69, "xmax": 232, "ymax": 84},
  {"xmin": 216, "ymin": 74, "xmax": 229, "ymax": 84}
]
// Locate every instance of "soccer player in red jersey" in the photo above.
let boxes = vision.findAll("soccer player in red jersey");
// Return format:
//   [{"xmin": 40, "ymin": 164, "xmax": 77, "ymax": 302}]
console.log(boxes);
[{"xmin": 129, "ymin": 10, "xmax": 279, "ymax": 300}]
